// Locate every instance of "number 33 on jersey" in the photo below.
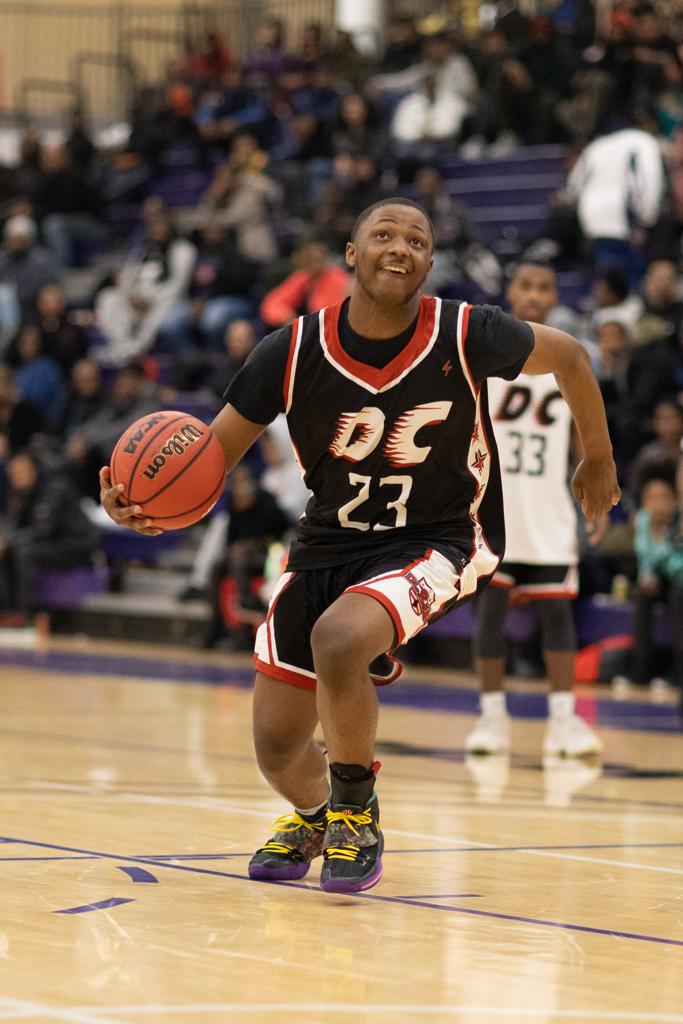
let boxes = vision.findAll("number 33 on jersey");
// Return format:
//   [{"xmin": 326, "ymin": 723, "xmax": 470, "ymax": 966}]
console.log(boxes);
[{"xmin": 488, "ymin": 372, "xmax": 578, "ymax": 566}]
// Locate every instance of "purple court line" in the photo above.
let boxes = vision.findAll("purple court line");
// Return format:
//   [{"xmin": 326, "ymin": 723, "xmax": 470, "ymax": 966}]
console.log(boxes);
[
  {"xmin": 117, "ymin": 866, "xmax": 158, "ymax": 883},
  {"xmin": 1, "ymin": 646, "xmax": 680, "ymax": 734},
  {"xmin": 4, "ymin": 833, "xmax": 683, "ymax": 949},
  {"xmin": 55, "ymin": 897, "xmax": 135, "ymax": 914},
  {"xmin": 2, "ymin": 841, "xmax": 683, "ymax": 865}
]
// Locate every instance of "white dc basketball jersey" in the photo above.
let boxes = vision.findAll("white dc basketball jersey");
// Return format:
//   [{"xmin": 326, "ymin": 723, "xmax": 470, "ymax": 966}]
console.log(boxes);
[{"xmin": 487, "ymin": 372, "xmax": 578, "ymax": 565}]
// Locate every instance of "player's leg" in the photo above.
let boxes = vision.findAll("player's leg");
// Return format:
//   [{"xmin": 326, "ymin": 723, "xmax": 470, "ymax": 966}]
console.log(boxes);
[
  {"xmin": 538, "ymin": 598, "xmax": 602, "ymax": 757},
  {"xmin": 466, "ymin": 583, "xmax": 512, "ymax": 754},
  {"xmin": 249, "ymin": 672, "xmax": 329, "ymax": 881},
  {"xmin": 310, "ymin": 592, "xmax": 393, "ymax": 893},
  {"xmin": 311, "ymin": 592, "xmax": 392, "ymax": 765},
  {"xmin": 253, "ymin": 673, "xmax": 327, "ymax": 806}
]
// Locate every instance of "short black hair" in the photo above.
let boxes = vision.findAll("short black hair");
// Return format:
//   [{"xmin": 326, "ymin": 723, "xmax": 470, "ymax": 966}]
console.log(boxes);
[
  {"xmin": 596, "ymin": 266, "xmax": 630, "ymax": 302},
  {"xmin": 510, "ymin": 259, "xmax": 557, "ymax": 280},
  {"xmin": 351, "ymin": 197, "xmax": 435, "ymax": 247}
]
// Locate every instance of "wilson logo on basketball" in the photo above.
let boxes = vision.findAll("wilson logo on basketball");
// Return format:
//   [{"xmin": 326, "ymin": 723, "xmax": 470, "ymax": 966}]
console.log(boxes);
[
  {"xmin": 122, "ymin": 413, "xmax": 169, "ymax": 455},
  {"xmin": 142, "ymin": 423, "xmax": 204, "ymax": 480}
]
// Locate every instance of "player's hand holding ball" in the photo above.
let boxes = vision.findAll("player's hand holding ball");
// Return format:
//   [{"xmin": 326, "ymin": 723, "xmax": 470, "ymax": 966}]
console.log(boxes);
[{"xmin": 99, "ymin": 410, "xmax": 226, "ymax": 535}]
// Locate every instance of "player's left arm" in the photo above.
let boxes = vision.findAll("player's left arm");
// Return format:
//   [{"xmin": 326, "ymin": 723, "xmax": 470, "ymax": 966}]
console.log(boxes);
[{"xmin": 522, "ymin": 322, "xmax": 621, "ymax": 518}]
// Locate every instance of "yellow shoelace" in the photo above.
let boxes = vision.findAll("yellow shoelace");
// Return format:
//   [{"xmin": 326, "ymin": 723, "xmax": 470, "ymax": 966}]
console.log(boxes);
[
  {"xmin": 269, "ymin": 812, "xmax": 325, "ymax": 834},
  {"xmin": 325, "ymin": 845, "xmax": 360, "ymax": 861},
  {"xmin": 325, "ymin": 807, "xmax": 373, "ymax": 836}
]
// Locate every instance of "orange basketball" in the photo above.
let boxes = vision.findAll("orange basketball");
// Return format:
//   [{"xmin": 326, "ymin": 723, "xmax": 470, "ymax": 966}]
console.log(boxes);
[{"xmin": 110, "ymin": 410, "xmax": 226, "ymax": 530}]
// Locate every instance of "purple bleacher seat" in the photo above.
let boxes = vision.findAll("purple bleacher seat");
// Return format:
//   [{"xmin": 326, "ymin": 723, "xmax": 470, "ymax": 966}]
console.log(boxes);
[
  {"xmin": 169, "ymin": 392, "xmax": 219, "ymax": 423},
  {"xmin": 148, "ymin": 169, "xmax": 211, "ymax": 208},
  {"xmin": 102, "ymin": 529, "xmax": 183, "ymax": 564},
  {"xmin": 424, "ymin": 595, "xmax": 671, "ymax": 650},
  {"xmin": 439, "ymin": 145, "xmax": 567, "ymax": 180},
  {"xmin": 161, "ymin": 143, "xmax": 205, "ymax": 170},
  {"xmin": 35, "ymin": 565, "xmax": 108, "ymax": 609},
  {"xmin": 426, "ymin": 602, "xmax": 536, "ymax": 642}
]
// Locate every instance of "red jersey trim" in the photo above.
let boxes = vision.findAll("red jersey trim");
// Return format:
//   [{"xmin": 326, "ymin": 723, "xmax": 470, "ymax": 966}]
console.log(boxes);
[
  {"xmin": 320, "ymin": 295, "xmax": 440, "ymax": 394},
  {"xmin": 254, "ymin": 654, "xmax": 404, "ymax": 690},
  {"xmin": 344, "ymin": 584, "xmax": 406, "ymax": 645},
  {"xmin": 370, "ymin": 653, "xmax": 404, "ymax": 687},
  {"xmin": 254, "ymin": 656, "xmax": 316, "ymax": 691}
]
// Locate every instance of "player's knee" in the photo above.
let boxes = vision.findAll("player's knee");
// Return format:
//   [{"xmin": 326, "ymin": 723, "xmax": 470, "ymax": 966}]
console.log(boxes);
[
  {"xmin": 253, "ymin": 723, "xmax": 302, "ymax": 779},
  {"xmin": 310, "ymin": 612, "xmax": 370, "ymax": 680}
]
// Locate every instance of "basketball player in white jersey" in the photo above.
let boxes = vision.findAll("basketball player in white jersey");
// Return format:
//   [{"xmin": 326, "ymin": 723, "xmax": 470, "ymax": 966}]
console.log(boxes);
[{"xmin": 466, "ymin": 262, "xmax": 602, "ymax": 757}]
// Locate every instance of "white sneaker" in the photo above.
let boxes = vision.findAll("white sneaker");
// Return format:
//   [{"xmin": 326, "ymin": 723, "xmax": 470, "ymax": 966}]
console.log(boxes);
[
  {"xmin": 649, "ymin": 677, "xmax": 677, "ymax": 703},
  {"xmin": 543, "ymin": 714, "xmax": 603, "ymax": 758},
  {"xmin": 465, "ymin": 710, "xmax": 511, "ymax": 754},
  {"xmin": 611, "ymin": 674, "xmax": 633, "ymax": 700}
]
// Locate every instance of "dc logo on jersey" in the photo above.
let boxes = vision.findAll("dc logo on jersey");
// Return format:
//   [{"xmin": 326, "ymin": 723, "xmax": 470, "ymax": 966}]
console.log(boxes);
[
  {"xmin": 494, "ymin": 385, "xmax": 563, "ymax": 425},
  {"xmin": 329, "ymin": 402, "xmax": 453, "ymax": 467},
  {"xmin": 405, "ymin": 571, "xmax": 436, "ymax": 621}
]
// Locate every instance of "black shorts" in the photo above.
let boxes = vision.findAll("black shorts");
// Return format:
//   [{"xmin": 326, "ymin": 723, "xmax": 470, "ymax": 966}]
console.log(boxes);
[
  {"xmin": 492, "ymin": 562, "xmax": 578, "ymax": 602},
  {"xmin": 254, "ymin": 544, "xmax": 473, "ymax": 691}
]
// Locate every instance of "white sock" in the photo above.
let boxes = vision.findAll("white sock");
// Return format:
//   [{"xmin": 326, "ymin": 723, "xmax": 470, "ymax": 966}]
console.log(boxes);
[
  {"xmin": 481, "ymin": 691, "xmax": 506, "ymax": 715},
  {"xmin": 295, "ymin": 798, "xmax": 328, "ymax": 819},
  {"xmin": 549, "ymin": 691, "xmax": 575, "ymax": 719}
]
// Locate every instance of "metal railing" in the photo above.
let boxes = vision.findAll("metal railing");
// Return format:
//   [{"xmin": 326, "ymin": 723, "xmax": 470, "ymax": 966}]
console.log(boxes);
[{"xmin": 0, "ymin": 0, "xmax": 337, "ymax": 125}]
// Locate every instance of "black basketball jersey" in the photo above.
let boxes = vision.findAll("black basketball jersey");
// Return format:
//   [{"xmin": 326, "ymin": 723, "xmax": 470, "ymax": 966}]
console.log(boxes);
[{"xmin": 226, "ymin": 295, "xmax": 534, "ymax": 575}]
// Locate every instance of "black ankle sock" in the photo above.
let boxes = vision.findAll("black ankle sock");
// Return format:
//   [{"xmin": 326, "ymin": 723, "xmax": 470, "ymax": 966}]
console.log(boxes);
[
  {"xmin": 330, "ymin": 762, "xmax": 378, "ymax": 809},
  {"xmin": 298, "ymin": 804, "xmax": 327, "ymax": 824}
]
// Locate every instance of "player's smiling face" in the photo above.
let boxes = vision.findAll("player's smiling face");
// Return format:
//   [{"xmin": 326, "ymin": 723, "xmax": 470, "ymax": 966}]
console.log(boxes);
[{"xmin": 346, "ymin": 205, "xmax": 433, "ymax": 305}]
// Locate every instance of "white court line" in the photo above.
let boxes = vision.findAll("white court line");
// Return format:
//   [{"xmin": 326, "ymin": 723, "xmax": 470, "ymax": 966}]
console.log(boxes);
[
  {"xmin": 0, "ymin": 996, "xmax": 122, "ymax": 1024},
  {"xmin": 9, "ymin": 783, "xmax": 683, "ymax": 874},
  {"xmin": 7, "ymin": 782, "xmax": 681, "ymax": 827},
  {"xmin": 387, "ymin": 828, "xmax": 683, "ymax": 876},
  {"xmin": 64, "ymin": 1004, "xmax": 683, "ymax": 1021}
]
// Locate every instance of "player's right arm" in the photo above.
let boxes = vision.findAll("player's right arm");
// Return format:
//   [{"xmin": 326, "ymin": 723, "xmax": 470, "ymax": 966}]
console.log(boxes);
[
  {"xmin": 99, "ymin": 324, "xmax": 291, "ymax": 533},
  {"xmin": 98, "ymin": 406, "xmax": 267, "ymax": 534}
]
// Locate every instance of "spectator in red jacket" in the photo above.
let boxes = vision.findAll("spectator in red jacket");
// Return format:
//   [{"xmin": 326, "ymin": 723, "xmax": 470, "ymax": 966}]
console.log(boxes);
[{"xmin": 259, "ymin": 239, "xmax": 351, "ymax": 328}]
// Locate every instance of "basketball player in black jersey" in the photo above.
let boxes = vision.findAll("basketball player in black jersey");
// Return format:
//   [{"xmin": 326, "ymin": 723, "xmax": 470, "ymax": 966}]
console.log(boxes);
[{"xmin": 100, "ymin": 198, "xmax": 620, "ymax": 894}]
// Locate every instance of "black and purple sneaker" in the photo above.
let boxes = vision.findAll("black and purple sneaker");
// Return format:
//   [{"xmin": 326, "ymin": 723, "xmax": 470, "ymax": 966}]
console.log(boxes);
[
  {"xmin": 248, "ymin": 809, "xmax": 326, "ymax": 882},
  {"xmin": 320, "ymin": 794, "xmax": 383, "ymax": 893}
]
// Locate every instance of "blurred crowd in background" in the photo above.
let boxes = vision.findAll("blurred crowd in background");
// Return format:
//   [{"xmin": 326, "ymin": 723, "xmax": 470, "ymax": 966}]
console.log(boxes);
[{"xmin": 0, "ymin": 0, "xmax": 683, "ymax": 662}]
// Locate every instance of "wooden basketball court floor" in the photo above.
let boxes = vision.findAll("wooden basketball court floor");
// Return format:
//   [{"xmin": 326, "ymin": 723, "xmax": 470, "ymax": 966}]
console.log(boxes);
[{"xmin": 0, "ymin": 635, "xmax": 681, "ymax": 1024}]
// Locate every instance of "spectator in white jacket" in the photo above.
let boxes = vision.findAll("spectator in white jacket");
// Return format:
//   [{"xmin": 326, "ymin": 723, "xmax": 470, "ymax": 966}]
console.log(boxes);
[
  {"xmin": 372, "ymin": 31, "xmax": 477, "ymax": 110},
  {"xmin": 95, "ymin": 212, "xmax": 196, "ymax": 366},
  {"xmin": 567, "ymin": 116, "xmax": 665, "ymax": 283},
  {"xmin": 391, "ymin": 72, "xmax": 469, "ymax": 145}
]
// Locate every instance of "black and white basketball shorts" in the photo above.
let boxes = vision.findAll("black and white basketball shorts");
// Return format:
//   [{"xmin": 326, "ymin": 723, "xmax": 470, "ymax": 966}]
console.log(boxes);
[
  {"xmin": 254, "ymin": 544, "xmax": 473, "ymax": 691},
  {"xmin": 491, "ymin": 562, "xmax": 578, "ymax": 602}
]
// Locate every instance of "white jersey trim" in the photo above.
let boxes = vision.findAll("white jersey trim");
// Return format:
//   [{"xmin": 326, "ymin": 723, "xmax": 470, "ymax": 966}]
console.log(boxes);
[{"xmin": 284, "ymin": 316, "xmax": 304, "ymax": 414}]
